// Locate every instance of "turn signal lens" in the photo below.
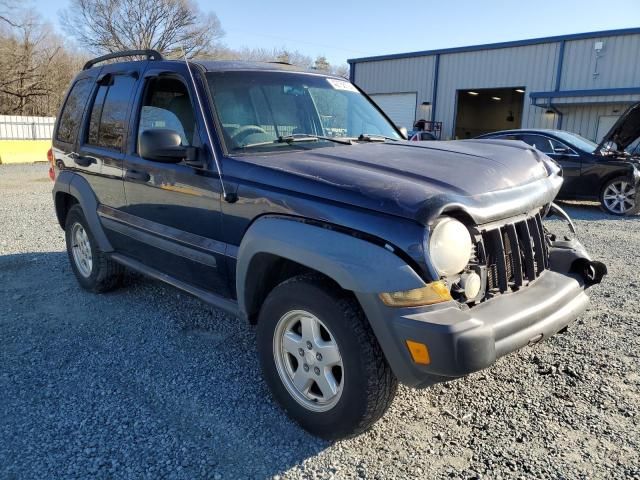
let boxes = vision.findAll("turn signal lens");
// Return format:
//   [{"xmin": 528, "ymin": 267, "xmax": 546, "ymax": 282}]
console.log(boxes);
[
  {"xmin": 379, "ymin": 281, "xmax": 452, "ymax": 307},
  {"xmin": 406, "ymin": 340, "xmax": 431, "ymax": 365},
  {"xmin": 47, "ymin": 148, "xmax": 55, "ymax": 181}
]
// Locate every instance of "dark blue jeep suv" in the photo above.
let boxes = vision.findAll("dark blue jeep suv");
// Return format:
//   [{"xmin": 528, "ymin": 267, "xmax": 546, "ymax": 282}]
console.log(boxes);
[{"xmin": 51, "ymin": 50, "xmax": 605, "ymax": 439}]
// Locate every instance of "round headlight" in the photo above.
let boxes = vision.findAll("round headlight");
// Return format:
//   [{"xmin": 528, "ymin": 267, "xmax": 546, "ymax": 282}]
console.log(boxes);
[{"xmin": 428, "ymin": 217, "xmax": 472, "ymax": 277}]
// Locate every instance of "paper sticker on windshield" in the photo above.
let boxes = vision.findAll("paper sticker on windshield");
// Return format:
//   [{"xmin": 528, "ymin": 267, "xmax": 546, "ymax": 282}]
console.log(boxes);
[{"xmin": 327, "ymin": 78, "xmax": 358, "ymax": 92}]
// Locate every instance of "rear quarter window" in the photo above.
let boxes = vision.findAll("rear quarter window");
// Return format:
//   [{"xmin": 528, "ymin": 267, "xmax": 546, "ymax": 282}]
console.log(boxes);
[{"xmin": 56, "ymin": 78, "xmax": 93, "ymax": 144}]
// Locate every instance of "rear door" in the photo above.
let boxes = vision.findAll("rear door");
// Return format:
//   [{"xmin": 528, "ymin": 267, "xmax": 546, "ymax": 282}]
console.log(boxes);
[
  {"xmin": 75, "ymin": 63, "xmax": 143, "ymax": 209},
  {"xmin": 52, "ymin": 72, "xmax": 96, "ymax": 172}
]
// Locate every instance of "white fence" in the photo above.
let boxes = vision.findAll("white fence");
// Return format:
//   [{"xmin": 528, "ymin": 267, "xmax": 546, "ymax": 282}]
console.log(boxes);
[{"xmin": 0, "ymin": 115, "xmax": 56, "ymax": 140}]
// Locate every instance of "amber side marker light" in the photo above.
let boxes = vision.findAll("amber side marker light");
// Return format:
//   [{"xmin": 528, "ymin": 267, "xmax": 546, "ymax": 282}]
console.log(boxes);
[
  {"xmin": 379, "ymin": 281, "xmax": 452, "ymax": 307},
  {"xmin": 406, "ymin": 340, "xmax": 431, "ymax": 365}
]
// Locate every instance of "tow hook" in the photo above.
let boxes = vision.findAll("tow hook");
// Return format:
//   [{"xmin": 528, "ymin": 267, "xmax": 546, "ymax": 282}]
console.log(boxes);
[{"xmin": 572, "ymin": 259, "xmax": 607, "ymax": 286}]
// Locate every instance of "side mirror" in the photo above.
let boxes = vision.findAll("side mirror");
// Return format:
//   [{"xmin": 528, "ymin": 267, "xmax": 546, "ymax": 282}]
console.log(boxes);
[
  {"xmin": 553, "ymin": 146, "xmax": 570, "ymax": 154},
  {"xmin": 398, "ymin": 126, "xmax": 408, "ymax": 139},
  {"xmin": 139, "ymin": 129, "xmax": 190, "ymax": 163}
]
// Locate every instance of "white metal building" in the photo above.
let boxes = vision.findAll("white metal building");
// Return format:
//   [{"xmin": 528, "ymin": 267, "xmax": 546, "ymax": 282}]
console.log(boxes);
[{"xmin": 348, "ymin": 28, "xmax": 640, "ymax": 141}]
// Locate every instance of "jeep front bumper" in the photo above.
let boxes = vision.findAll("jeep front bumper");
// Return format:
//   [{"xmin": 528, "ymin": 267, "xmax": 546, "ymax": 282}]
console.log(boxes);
[{"xmin": 356, "ymin": 240, "xmax": 604, "ymax": 388}]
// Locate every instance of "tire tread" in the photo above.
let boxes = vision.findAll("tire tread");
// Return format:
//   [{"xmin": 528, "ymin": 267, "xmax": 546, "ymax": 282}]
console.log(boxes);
[
  {"xmin": 65, "ymin": 204, "xmax": 124, "ymax": 293},
  {"xmin": 267, "ymin": 273, "xmax": 398, "ymax": 439}
]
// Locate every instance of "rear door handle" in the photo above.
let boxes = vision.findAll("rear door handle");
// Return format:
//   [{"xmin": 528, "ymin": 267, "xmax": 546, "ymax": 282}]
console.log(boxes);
[
  {"xmin": 125, "ymin": 169, "xmax": 150, "ymax": 182},
  {"xmin": 73, "ymin": 155, "xmax": 94, "ymax": 167}
]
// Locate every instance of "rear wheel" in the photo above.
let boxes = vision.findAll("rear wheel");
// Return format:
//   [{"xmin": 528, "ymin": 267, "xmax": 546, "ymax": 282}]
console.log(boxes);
[
  {"xmin": 257, "ymin": 274, "xmax": 397, "ymax": 440},
  {"xmin": 600, "ymin": 176, "xmax": 639, "ymax": 216},
  {"xmin": 65, "ymin": 204, "xmax": 123, "ymax": 292}
]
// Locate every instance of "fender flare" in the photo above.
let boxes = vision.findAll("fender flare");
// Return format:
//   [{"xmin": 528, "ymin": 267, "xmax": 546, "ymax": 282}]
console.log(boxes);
[
  {"xmin": 52, "ymin": 171, "xmax": 114, "ymax": 252},
  {"xmin": 599, "ymin": 164, "xmax": 640, "ymax": 195},
  {"xmin": 235, "ymin": 216, "xmax": 425, "ymax": 317}
]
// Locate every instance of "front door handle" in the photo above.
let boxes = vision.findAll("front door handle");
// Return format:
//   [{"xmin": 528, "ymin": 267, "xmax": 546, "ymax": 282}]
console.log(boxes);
[{"xmin": 125, "ymin": 169, "xmax": 150, "ymax": 182}]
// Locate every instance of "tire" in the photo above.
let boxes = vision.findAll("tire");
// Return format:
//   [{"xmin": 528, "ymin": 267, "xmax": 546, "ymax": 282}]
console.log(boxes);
[
  {"xmin": 64, "ymin": 204, "xmax": 123, "ymax": 292},
  {"xmin": 600, "ymin": 176, "xmax": 639, "ymax": 216},
  {"xmin": 256, "ymin": 274, "xmax": 397, "ymax": 440}
]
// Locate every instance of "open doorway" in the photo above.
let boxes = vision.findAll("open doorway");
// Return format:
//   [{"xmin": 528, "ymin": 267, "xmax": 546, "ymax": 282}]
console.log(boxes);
[{"xmin": 454, "ymin": 87, "xmax": 525, "ymax": 139}]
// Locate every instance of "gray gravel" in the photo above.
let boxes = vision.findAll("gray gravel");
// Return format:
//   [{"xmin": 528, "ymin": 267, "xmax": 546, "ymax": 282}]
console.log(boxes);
[{"xmin": 1, "ymin": 163, "xmax": 639, "ymax": 479}]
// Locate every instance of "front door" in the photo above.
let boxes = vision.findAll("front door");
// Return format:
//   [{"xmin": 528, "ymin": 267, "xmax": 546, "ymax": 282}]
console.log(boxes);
[{"xmin": 114, "ymin": 67, "xmax": 230, "ymax": 297}]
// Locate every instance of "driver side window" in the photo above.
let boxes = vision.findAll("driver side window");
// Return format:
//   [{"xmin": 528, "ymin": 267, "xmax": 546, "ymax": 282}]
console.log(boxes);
[{"xmin": 137, "ymin": 77, "xmax": 197, "ymax": 151}]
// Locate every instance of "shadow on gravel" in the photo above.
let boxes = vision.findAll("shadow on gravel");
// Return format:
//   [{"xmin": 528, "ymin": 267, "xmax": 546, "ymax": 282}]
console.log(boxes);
[{"xmin": 1, "ymin": 251, "xmax": 327, "ymax": 479}]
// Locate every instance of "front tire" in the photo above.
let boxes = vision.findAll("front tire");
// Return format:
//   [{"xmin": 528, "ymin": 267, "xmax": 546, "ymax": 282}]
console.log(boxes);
[
  {"xmin": 64, "ymin": 204, "xmax": 123, "ymax": 292},
  {"xmin": 257, "ymin": 274, "xmax": 397, "ymax": 440},
  {"xmin": 600, "ymin": 176, "xmax": 639, "ymax": 216}
]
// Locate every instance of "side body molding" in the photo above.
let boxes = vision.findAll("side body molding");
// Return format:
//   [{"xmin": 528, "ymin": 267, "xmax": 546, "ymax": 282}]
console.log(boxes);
[
  {"xmin": 235, "ymin": 216, "xmax": 426, "ymax": 317},
  {"xmin": 52, "ymin": 171, "xmax": 114, "ymax": 252}
]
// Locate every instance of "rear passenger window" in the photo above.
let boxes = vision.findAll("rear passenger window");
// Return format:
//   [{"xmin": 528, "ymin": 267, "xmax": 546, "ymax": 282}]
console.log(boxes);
[
  {"xmin": 86, "ymin": 75, "xmax": 136, "ymax": 150},
  {"xmin": 56, "ymin": 79, "xmax": 93, "ymax": 144}
]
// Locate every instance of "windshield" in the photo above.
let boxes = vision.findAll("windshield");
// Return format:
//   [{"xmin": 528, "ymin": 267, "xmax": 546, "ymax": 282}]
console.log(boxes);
[
  {"xmin": 206, "ymin": 71, "xmax": 401, "ymax": 153},
  {"xmin": 552, "ymin": 130, "xmax": 598, "ymax": 153}
]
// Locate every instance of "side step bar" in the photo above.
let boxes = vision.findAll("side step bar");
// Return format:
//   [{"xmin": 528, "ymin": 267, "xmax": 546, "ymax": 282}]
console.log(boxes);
[{"xmin": 110, "ymin": 253, "xmax": 241, "ymax": 318}]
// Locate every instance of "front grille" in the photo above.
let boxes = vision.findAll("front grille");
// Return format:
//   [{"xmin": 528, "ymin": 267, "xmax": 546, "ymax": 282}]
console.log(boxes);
[{"xmin": 475, "ymin": 213, "xmax": 549, "ymax": 298}]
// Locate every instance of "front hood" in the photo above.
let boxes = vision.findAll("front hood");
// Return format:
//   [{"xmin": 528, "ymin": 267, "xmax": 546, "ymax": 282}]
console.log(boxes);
[
  {"xmin": 597, "ymin": 102, "xmax": 640, "ymax": 153},
  {"xmin": 237, "ymin": 139, "xmax": 560, "ymax": 225}
]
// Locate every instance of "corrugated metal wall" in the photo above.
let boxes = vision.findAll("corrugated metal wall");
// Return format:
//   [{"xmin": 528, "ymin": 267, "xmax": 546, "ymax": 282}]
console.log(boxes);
[
  {"xmin": 436, "ymin": 43, "xmax": 560, "ymax": 138},
  {"xmin": 561, "ymin": 33, "xmax": 640, "ymax": 90},
  {"xmin": 354, "ymin": 56, "xmax": 436, "ymax": 123},
  {"xmin": 352, "ymin": 31, "xmax": 640, "ymax": 140},
  {"xmin": 561, "ymin": 103, "xmax": 630, "ymax": 141}
]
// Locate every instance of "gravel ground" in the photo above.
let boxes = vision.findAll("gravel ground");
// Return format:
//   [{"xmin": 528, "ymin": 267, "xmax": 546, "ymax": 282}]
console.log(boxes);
[{"xmin": 1, "ymin": 163, "xmax": 639, "ymax": 479}]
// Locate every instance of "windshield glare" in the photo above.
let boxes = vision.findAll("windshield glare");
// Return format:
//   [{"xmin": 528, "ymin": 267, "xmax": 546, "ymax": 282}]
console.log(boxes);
[
  {"xmin": 553, "ymin": 130, "xmax": 598, "ymax": 153},
  {"xmin": 207, "ymin": 71, "xmax": 401, "ymax": 152}
]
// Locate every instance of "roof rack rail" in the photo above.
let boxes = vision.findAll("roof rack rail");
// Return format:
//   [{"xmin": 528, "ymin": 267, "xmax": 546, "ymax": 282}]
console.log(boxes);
[{"xmin": 83, "ymin": 49, "xmax": 164, "ymax": 70}]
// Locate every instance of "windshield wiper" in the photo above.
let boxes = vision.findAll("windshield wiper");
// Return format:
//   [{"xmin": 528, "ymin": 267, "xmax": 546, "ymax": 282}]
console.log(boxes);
[
  {"xmin": 240, "ymin": 133, "xmax": 353, "ymax": 149},
  {"xmin": 278, "ymin": 134, "xmax": 353, "ymax": 145},
  {"xmin": 355, "ymin": 133, "xmax": 399, "ymax": 142}
]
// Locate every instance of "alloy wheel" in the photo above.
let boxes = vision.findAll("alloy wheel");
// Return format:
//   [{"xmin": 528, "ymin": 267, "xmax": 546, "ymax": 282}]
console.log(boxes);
[
  {"xmin": 71, "ymin": 222, "xmax": 93, "ymax": 277},
  {"xmin": 603, "ymin": 180, "xmax": 636, "ymax": 214},
  {"xmin": 273, "ymin": 310, "xmax": 344, "ymax": 412}
]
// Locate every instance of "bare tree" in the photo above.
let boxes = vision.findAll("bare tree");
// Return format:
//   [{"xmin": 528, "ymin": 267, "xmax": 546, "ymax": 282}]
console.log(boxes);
[
  {"xmin": 332, "ymin": 63, "xmax": 350, "ymax": 79},
  {"xmin": 60, "ymin": 0, "xmax": 224, "ymax": 57},
  {"xmin": 204, "ymin": 46, "xmax": 314, "ymax": 69},
  {"xmin": 0, "ymin": 0, "xmax": 18, "ymax": 27},
  {"xmin": 313, "ymin": 55, "xmax": 330, "ymax": 72},
  {"xmin": 0, "ymin": 7, "xmax": 85, "ymax": 116},
  {"xmin": 205, "ymin": 46, "xmax": 349, "ymax": 78},
  {"xmin": 0, "ymin": 15, "xmax": 59, "ymax": 114}
]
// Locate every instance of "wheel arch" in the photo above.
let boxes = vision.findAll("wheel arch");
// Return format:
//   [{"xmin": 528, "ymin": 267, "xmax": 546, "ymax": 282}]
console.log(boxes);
[
  {"xmin": 598, "ymin": 166, "xmax": 639, "ymax": 197},
  {"xmin": 236, "ymin": 215, "xmax": 426, "ymax": 323},
  {"xmin": 52, "ymin": 170, "xmax": 113, "ymax": 252}
]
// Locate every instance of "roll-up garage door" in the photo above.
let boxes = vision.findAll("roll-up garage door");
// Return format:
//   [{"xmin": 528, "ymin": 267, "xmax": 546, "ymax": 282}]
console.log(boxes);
[{"xmin": 369, "ymin": 93, "xmax": 417, "ymax": 128}]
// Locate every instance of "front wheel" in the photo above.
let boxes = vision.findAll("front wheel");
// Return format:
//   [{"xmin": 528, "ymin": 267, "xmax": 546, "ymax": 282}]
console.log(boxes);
[
  {"xmin": 257, "ymin": 275, "xmax": 397, "ymax": 440},
  {"xmin": 600, "ymin": 176, "xmax": 639, "ymax": 216}
]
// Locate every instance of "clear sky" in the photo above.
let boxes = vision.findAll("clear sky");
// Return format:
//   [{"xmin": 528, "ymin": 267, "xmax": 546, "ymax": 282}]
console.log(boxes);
[{"xmin": 32, "ymin": 0, "xmax": 640, "ymax": 66}]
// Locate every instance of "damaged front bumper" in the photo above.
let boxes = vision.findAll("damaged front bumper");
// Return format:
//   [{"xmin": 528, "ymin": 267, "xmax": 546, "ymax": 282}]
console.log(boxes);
[{"xmin": 357, "ymin": 234, "xmax": 606, "ymax": 388}]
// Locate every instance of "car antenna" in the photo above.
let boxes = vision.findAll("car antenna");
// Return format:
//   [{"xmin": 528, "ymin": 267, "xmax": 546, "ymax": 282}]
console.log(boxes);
[{"xmin": 180, "ymin": 46, "xmax": 237, "ymax": 203}]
